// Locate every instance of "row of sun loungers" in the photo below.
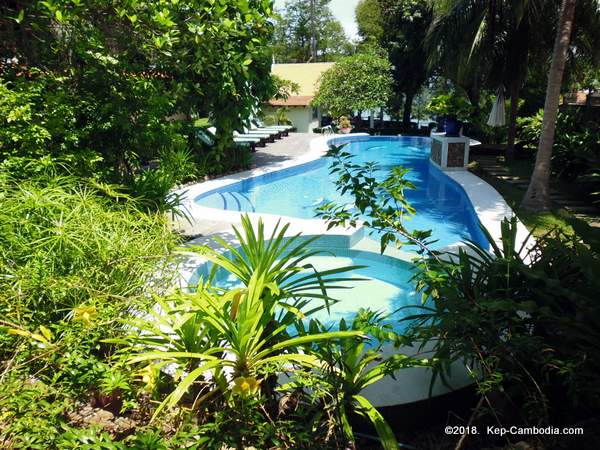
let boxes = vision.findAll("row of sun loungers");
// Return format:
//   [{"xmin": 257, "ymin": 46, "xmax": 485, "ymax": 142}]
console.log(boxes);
[{"xmin": 199, "ymin": 119, "xmax": 295, "ymax": 152}]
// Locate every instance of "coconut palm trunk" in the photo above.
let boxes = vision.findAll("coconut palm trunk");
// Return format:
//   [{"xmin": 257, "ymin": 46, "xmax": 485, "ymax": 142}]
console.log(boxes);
[
  {"xmin": 505, "ymin": 17, "xmax": 530, "ymax": 163},
  {"xmin": 521, "ymin": 0, "xmax": 576, "ymax": 211}
]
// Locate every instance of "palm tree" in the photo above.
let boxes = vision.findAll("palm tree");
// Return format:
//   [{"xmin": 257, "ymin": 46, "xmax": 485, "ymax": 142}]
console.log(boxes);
[
  {"xmin": 427, "ymin": 0, "xmax": 545, "ymax": 160},
  {"xmin": 521, "ymin": 0, "xmax": 577, "ymax": 211}
]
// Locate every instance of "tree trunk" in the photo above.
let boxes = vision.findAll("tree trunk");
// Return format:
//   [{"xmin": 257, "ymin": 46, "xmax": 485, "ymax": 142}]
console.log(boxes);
[
  {"xmin": 505, "ymin": 80, "xmax": 520, "ymax": 162},
  {"xmin": 521, "ymin": 0, "xmax": 576, "ymax": 211},
  {"xmin": 505, "ymin": 18, "xmax": 530, "ymax": 162},
  {"xmin": 402, "ymin": 92, "xmax": 414, "ymax": 128}
]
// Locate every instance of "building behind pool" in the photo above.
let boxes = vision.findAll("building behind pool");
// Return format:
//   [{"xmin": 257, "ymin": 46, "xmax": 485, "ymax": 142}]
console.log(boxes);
[{"xmin": 263, "ymin": 62, "xmax": 333, "ymax": 133}]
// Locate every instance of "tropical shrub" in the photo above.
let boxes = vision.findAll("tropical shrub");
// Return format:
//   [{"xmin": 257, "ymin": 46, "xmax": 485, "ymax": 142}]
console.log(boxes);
[
  {"xmin": 129, "ymin": 167, "xmax": 186, "ymax": 216},
  {"xmin": 114, "ymin": 217, "xmax": 362, "ymax": 418},
  {"xmin": 0, "ymin": 173, "xmax": 178, "ymax": 326},
  {"xmin": 312, "ymin": 51, "xmax": 394, "ymax": 118},
  {"xmin": 1, "ymin": 0, "xmax": 276, "ymax": 184},
  {"xmin": 408, "ymin": 217, "xmax": 600, "ymax": 427},
  {"xmin": 426, "ymin": 92, "xmax": 474, "ymax": 122},
  {"xmin": 102, "ymin": 217, "xmax": 427, "ymax": 448},
  {"xmin": 263, "ymin": 107, "xmax": 293, "ymax": 126},
  {"xmin": 0, "ymin": 77, "xmax": 103, "ymax": 179},
  {"xmin": 0, "ymin": 376, "xmax": 72, "ymax": 449},
  {"xmin": 0, "ymin": 169, "xmax": 181, "ymax": 447},
  {"xmin": 291, "ymin": 310, "xmax": 428, "ymax": 450},
  {"xmin": 517, "ymin": 108, "xmax": 600, "ymax": 183},
  {"xmin": 318, "ymin": 141, "xmax": 600, "ymax": 445}
]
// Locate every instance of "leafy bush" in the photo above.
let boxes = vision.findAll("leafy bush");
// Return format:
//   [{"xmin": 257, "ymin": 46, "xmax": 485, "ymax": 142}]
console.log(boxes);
[
  {"xmin": 517, "ymin": 108, "xmax": 600, "ymax": 183},
  {"xmin": 2, "ymin": 0, "xmax": 276, "ymax": 181},
  {"xmin": 338, "ymin": 115, "xmax": 352, "ymax": 130},
  {"xmin": 312, "ymin": 51, "xmax": 394, "ymax": 118},
  {"xmin": 427, "ymin": 92, "xmax": 474, "ymax": 121},
  {"xmin": 221, "ymin": 145, "xmax": 252, "ymax": 174},
  {"xmin": 293, "ymin": 310, "xmax": 427, "ymax": 450},
  {"xmin": 0, "ymin": 77, "xmax": 104, "ymax": 179},
  {"xmin": 193, "ymin": 135, "xmax": 253, "ymax": 177},
  {"xmin": 408, "ymin": 217, "xmax": 600, "ymax": 427},
  {"xmin": 0, "ymin": 169, "xmax": 181, "ymax": 447},
  {"xmin": 0, "ymin": 376, "xmax": 71, "ymax": 449},
  {"xmin": 263, "ymin": 107, "xmax": 293, "ymax": 126},
  {"xmin": 130, "ymin": 168, "xmax": 186, "ymax": 216},
  {"xmin": 160, "ymin": 146, "xmax": 198, "ymax": 185}
]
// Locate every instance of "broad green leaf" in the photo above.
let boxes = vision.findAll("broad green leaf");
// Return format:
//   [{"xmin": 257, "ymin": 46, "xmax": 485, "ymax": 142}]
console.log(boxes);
[{"xmin": 353, "ymin": 394, "xmax": 398, "ymax": 450}]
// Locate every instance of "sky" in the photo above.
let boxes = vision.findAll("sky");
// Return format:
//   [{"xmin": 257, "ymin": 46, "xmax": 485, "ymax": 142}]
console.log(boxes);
[{"xmin": 273, "ymin": 0, "xmax": 361, "ymax": 40}]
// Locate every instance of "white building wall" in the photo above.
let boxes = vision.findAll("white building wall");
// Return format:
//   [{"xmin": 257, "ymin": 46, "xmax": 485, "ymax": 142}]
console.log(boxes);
[{"xmin": 263, "ymin": 106, "xmax": 320, "ymax": 133}]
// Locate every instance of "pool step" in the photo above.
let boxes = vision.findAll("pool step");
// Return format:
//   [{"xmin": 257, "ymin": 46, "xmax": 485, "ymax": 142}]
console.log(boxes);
[{"xmin": 217, "ymin": 191, "xmax": 256, "ymax": 212}]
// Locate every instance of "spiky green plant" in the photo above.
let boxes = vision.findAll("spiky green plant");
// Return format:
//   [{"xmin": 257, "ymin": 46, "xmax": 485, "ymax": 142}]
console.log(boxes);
[
  {"xmin": 115, "ymin": 216, "xmax": 364, "ymax": 419},
  {"xmin": 292, "ymin": 310, "xmax": 428, "ymax": 450},
  {"xmin": 0, "ymin": 173, "xmax": 178, "ymax": 326}
]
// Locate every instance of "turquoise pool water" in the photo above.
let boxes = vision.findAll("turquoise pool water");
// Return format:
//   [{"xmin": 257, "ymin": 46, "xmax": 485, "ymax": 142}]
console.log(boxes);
[
  {"xmin": 191, "ymin": 246, "xmax": 422, "ymax": 333},
  {"xmin": 195, "ymin": 136, "xmax": 487, "ymax": 249}
]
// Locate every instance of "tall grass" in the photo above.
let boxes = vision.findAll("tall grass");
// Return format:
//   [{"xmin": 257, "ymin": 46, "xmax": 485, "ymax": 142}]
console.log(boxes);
[{"xmin": 0, "ymin": 173, "xmax": 179, "ymax": 326}]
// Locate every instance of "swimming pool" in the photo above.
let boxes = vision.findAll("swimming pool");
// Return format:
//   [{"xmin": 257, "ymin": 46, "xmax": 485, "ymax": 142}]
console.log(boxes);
[
  {"xmin": 195, "ymin": 136, "xmax": 487, "ymax": 249},
  {"xmin": 191, "ymin": 244, "xmax": 422, "ymax": 333}
]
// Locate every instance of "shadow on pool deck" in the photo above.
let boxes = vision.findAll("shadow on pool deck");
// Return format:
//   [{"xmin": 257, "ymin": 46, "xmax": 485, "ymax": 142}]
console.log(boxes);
[{"xmin": 252, "ymin": 132, "xmax": 316, "ymax": 169}]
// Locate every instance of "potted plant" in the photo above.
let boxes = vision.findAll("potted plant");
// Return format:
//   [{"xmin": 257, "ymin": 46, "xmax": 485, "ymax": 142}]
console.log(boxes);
[
  {"xmin": 338, "ymin": 115, "xmax": 352, "ymax": 134},
  {"xmin": 427, "ymin": 93, "xmax": 474, "ymax": 137}
]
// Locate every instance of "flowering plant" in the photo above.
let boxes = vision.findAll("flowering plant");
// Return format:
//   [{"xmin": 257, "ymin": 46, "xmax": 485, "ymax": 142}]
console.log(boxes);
[{"xmin": 338, "ymin": 115, "xmax": 352, "ymax": 132}]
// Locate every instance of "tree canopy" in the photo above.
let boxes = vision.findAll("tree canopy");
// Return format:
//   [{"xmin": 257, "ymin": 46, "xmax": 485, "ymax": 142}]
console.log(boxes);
[
  {"xmin": 271, "ymin": 0, "xmax": 353, "ymax": 63},
  {"xmin": 354, "ymin": 0, "xmax": 432, "ymax": 125},
  {"xmin": 0, "ymin": 0, "xmax": 276, "ymax": 179},
  {"xmin": 355, "ymin": 0, "xmax": 384, "ymax": 44},
  {"xmin": 312, "ymin": 51, "xmax": 393, "ymax": 118}
]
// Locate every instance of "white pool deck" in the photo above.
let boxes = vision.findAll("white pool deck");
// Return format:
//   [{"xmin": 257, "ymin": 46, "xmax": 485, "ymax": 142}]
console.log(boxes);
[{"xmin": 170, "ymin": 133, "xmax": 533, "ymax": 407}]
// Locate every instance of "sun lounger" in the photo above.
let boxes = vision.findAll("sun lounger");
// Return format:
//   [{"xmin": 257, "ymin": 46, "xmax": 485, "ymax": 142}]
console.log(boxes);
[
  {"xmin": 253, "ymin": 118, "xmax": 294, "ymax": 132},
  {"xmin": 203, "ymin": 127, "xmax": 259, "ymax": 151},
  {"xmin": 231, "ymin": 130, "xmax": 269, "ymax": 146},
  {"xmin": 240, "ymin": 127, "xmax": 277, "ymax": 142},
  {"xmin": 248, "ymin": 121, "xmax": 288, "ymax": 137}
]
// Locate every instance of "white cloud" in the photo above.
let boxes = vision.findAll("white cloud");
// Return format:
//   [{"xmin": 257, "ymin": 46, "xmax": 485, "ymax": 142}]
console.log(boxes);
[{"xmin": 329, "ymin": 0, "xmax": 360, "ymax": 39}]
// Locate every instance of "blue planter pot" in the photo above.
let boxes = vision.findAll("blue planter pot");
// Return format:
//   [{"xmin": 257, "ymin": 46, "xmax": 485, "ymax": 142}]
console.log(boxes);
[{"xmin": 444, "ymin": 117, "xmax": 461, "ymax": 137}]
